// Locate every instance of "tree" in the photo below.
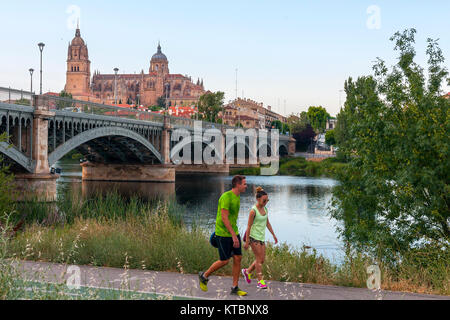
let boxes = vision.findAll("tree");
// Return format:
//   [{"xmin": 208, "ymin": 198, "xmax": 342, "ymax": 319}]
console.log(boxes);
[
  {"xmin": 288, "ymin": 111, "xmax": 309, "ymax": 134},
  {"xmin": 325, "ymin": 129, "xmax": 336, "ymax": 146},
  {"xmin": 331, "ymin": 29, "xmax": 450, "ymax": 257},
  {"xmin": 59, "ymin": 90, "xmax": 73, "ymax": 99},
  {"xmin": 198, "ymin": 91, "xmax": 225, "ymax": 123},
  {"xmin": 307, "ymin": 106, "xmax": 330, "ymax": 133},
  {"xmin": 157, "ymin": 96, "xmax": 166, "ymax": 109},
  {"xmin": 56, "ymin": 90, "xmax": 74, "ymax": 110},
  {"xmin": 14, "ymin": 99, "xmax": 31, "ymax": 106},
  {"xmin": 292, "ymin": 124, "xmax": 315, "ymax": 152}
]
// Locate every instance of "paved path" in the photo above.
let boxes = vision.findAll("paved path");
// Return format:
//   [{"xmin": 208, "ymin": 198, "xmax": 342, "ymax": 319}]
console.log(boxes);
[{"xmin": 17, "ymin": 261, "xmax": 449, "ymax": 300}]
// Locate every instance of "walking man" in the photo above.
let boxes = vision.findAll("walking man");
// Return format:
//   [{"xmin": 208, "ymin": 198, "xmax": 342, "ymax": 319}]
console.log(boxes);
[{"xmin": 199, "ymin": 175, "xmax": 248, "ymax": 296}]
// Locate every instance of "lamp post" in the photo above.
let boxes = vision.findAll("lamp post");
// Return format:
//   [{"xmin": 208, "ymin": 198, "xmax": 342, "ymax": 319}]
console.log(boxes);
[
  {"xmin": 114, "ymin": 68, "xmax": 119, "ymax": 104},
  {"xmin": 38, "ymin": 42, "xmax": 45, "ymax": 95},
  {"xmin": 29, "ymin": 68, "xmax": 34, "ymax": 106}
]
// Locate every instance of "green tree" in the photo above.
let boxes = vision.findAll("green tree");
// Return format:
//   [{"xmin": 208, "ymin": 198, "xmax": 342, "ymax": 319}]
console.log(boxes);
[
  {"xmin": 14, "ymin": 99, "xmax": 31, "ymax": 106},
  {"xmin": 325, "ymin": 129, "xmax": 336, "ymax": 146},
  {"xmin": 157, "ymin": 96, "xmax": 166, "ymax": 109},
  {"xmin": 288, "ymin": 111, "xmax": 309, "ymax": 134},
  {"xmin": 56, "ymin": 90, "xmax": 74, "ymax": 110},
  {"xmin": 307, "ymin": 106, "xmax": 330, "ymax": 133},
  {"xmin": 332, "ymin": 29, "xmax": 450, "ymax": 257},
  {"xmin": 59, "ymin": 91, "xmax": 73, "ymax": 99},
  {"xmin": 198, "ymin": 91, "xmax": 225, "ymax": 123}
]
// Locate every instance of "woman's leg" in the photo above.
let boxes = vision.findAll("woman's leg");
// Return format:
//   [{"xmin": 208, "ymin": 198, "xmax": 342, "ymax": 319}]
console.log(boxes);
[
  {"xmin": 250, "ymin": 242, "xmax": 264, "ymax": 281},
  {"xmin": 247, "ymin": 260, "xmax": 256, "ymax": 274}
]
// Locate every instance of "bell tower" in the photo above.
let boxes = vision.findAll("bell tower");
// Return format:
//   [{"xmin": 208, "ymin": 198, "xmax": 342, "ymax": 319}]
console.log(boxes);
[{"xmin": 65, "ymin": 25, "xmax": 91, "ymax": 97}]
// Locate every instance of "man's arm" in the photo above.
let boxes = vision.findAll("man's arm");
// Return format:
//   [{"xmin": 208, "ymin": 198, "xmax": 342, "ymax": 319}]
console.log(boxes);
[
  {"xmin": 244, "ymin": 209, "xmax": 256, "ymax": 249},
  {"xmin": 221, "ymin": 209, "xmax": 240, "ymax": 248}
]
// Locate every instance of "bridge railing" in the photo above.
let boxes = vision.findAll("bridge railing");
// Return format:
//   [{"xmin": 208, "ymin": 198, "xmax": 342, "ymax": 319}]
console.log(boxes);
[
  {"xmin": 37, "ymin": 94, "xmax": 239, "ymax": 130},
  {"xmin": 38, "ymin": 95, "xmax": 166, "ymax": 124},
  {"xmin": 0, "ymin": 86, "xmax": 34, "ymax": 106},
  {"xmin": 1, "ymin": 89, "xmax": 290, "ymax": 135}
]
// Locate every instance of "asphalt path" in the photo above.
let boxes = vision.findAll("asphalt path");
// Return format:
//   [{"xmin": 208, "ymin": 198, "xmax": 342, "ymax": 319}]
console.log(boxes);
[{"xmin": 16, "ymin": 260, "xmax": 449, "ymax": 300}]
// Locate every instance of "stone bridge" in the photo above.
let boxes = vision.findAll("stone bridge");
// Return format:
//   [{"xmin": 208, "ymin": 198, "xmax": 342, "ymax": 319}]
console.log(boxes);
[{"xmin": 0, "ymin": 95, "xmax": 295, "ymax": 200}]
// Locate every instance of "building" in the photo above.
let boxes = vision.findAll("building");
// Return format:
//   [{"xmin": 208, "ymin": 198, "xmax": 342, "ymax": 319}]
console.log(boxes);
[
  {"xmin": 221, "ymin": 98, "xmax": 287, "ymax": 129},
  {"xmin": 64, "ymin": 27, "xmax": 205, "ymax": 107},
  {"xmin": 326, "ymin": 118, "xmax": 337, "ymax": 130}
]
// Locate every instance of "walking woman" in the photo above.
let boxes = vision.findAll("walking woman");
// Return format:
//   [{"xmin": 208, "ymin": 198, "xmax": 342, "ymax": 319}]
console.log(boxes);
[{"xmin": 242, "ymin": 187, "xmax": 278, "ymax": 289}]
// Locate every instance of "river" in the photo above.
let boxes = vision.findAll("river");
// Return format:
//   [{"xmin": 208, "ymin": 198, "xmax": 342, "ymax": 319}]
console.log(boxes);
[{"xmin": 56, "ymin": 160, "xmax": 344, "ymax": 263}]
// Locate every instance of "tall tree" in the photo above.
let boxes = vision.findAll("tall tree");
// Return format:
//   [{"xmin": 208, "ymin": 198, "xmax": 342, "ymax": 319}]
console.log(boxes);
[
  {"xmin": 332, "ymin": 29, "xmax": 450, "ymax": 256},
  {"xmin": 198, "ymin": 91, "xmax": 225, "ymax": 123},
  {"xmin": 307, "ymin": 106, "xmax": 330, "ymax": 133}
]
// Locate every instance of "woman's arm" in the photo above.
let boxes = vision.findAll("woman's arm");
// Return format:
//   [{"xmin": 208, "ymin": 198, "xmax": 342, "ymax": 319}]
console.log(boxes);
[
  {"xmin": 244, "ymin": 210, "xmax": 256, "ymax": 249},
  {"xmin": 266, "ymin": 218, "xmax": 278, "ymax": 244}
]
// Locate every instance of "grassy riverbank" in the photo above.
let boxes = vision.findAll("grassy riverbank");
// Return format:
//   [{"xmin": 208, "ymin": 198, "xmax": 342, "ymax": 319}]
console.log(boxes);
[
  {"xmin": 230, "ymin": 157, "xmax": 348, "ymax": 178},
  {"xmin": 3, "ymin": 193, "xmax": 449, "ymax": 296}
]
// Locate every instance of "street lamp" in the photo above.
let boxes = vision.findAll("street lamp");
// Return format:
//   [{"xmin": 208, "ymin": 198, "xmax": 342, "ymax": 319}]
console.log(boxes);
[
  {"xmin": 29, "ymin": 68, "xmax": 34, "ymax": 106},
  {"xmin": 38, "ymin": 42, "xmax": 45, "ymax": 95},
  {"xmin": 114, "ymin": 68, "xmax": 119, "ymax": 104}
]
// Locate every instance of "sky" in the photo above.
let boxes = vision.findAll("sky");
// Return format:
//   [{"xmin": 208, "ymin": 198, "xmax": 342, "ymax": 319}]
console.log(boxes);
[{"xmin": 0, "ymin": 0, "xmax": 449, "ymax": 116}]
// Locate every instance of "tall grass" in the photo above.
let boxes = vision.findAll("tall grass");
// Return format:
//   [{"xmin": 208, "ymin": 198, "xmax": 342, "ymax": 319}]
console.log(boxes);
[{"xmin": 6, "ymin": 192, "xmax": 449, "ymax": 296}]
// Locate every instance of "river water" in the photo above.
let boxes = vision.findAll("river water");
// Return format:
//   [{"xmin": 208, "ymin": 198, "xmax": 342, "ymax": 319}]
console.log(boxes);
[{"xmin": 56, "ymin": 160, "xmax": 344, "ymax": 263}]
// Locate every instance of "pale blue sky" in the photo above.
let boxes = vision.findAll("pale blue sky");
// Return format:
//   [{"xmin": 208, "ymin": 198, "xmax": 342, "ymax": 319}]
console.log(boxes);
[{"xmin": 1, "ymin": 0, "xmax": 449, "ymax": 116}]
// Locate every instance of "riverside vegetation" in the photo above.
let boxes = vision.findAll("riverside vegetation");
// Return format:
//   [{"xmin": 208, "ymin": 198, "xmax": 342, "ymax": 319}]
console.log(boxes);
[
  {"xmin": 1, "ymin": 190, "xmax": 448, "ymax": 297},
  {"xmin": 230, "ymin": 156, "xmax": 348, "ymax": 179}
]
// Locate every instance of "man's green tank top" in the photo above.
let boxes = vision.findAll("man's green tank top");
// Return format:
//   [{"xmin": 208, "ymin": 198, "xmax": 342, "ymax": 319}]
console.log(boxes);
[{"xmin": 249, "ymin": 205, "xmax": 268, "ymax": 242}]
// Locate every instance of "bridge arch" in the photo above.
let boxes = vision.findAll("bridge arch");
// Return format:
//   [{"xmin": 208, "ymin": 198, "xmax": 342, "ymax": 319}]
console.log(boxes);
[
  {"xmin": 48, "ymin": 126, "xmax": 163, "ymax": 166},
  {"xmin": 279, "ymin": 144, "xmax": 288, "ymax": 157},
  {"xmin": 0, "ymin": 142, "xmax": 33, "ymax": 172},
  {"xmin": 170, "ymin": 134, "xmax": 222, "ymax": 164}
]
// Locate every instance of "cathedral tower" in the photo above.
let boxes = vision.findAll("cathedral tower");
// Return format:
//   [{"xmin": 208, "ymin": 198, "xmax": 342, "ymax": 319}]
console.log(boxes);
[
  {"xmin": 150, "ymin": 43, "xmax": 169, "ymax": 75},
  {"xmin": 65, "ymin": 26, "xmax": 91, "ymax": 97}
]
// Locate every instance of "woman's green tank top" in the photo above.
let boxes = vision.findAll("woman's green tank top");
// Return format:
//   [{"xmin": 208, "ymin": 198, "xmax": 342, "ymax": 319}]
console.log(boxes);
[{"xmin": 249, "ymin": 205, "xmax": 268, "ymax": 242}]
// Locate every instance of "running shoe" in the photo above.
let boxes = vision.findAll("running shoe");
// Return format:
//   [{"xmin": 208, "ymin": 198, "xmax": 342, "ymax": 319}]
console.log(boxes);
[
  {"xmin": 230, "ymin": 286, "xmax": 248, "ymax": 296},
  {"xmin": 198, "ymin": 272, "xmax": 209, "ymax": 292},
  {"xmin": 241, "ymin": 268, "xmax": 252, "ymax": 284},
  {"xmin": 257, "ymin": 280, "xmax": 268, "ymax": 290}
]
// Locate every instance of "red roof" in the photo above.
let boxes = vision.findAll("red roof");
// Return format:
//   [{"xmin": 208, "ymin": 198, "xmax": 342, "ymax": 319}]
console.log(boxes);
[{"xmin": 43, "ymin": 92, "xmax": 59, "ymax": 96}]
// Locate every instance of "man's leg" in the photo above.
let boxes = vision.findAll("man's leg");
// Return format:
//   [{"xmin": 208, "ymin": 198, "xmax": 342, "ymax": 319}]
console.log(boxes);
[
  {"xmin": 204, "ymin": 259, "xmax": 229, "ymax": 278},
  {"xmin": 232, "ymin": 255, "xmax": 242, "ymax": 287}
]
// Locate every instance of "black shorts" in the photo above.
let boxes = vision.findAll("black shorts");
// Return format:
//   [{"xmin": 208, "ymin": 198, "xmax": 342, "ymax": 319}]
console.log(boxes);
[{"xmin": 216, "ymin": 235, "xmax": 242, "ymax": 261}]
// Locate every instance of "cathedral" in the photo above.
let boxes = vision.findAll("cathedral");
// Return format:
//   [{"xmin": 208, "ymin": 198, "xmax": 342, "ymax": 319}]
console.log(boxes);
[{"xmin": 64, "ymin": 27, "xmax": 206, "ymax": 107}]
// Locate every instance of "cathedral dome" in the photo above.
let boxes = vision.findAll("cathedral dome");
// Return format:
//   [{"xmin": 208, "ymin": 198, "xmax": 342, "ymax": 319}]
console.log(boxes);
[
  {"xmin": 151, "ymin": 43, "xmax": 167, "ymax": 61},
  {"xmin": 71, "ymin": 28, "xmax": 86, "ymax": 46}
]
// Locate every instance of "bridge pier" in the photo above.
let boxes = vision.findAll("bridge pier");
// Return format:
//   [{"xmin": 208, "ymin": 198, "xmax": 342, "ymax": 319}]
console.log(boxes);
[
  {"xmin": 175, "ymin": 163, "xmax": 229, "ymax": 175},
  {"xmin": 13, "ymin": 173, "xmax": 58, "ymax": 202},
  {"xmin": 81, "ymin": 162, "xmax": 175, "ymax": 183}
]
